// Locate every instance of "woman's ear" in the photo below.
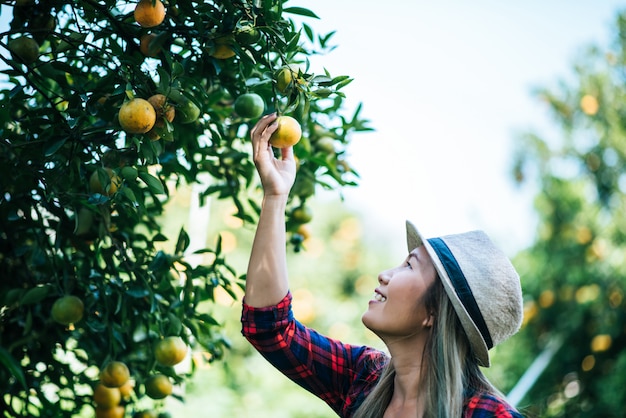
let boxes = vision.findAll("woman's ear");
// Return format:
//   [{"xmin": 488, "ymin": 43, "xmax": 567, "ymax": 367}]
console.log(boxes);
[{"xmin": 423, "ymin": 312, "xmax": 435, "ymax": 328}]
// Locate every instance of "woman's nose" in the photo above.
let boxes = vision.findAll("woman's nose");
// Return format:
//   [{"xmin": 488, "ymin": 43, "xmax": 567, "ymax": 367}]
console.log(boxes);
[{"xmin": 378, "ymin": 270, "xmax": 390, "ymax": 284}]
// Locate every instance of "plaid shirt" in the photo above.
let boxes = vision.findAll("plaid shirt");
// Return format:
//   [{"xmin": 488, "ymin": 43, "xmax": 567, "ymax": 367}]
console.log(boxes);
[{"xmin": 241, "ymin": 292, "xmax": 523, "ymax": 418}]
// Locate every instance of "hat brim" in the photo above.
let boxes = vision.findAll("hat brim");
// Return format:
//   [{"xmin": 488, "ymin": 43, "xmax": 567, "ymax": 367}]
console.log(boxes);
[{"xmin": 405, "ymin": 220, "xmax": 491, "ymax": 367}]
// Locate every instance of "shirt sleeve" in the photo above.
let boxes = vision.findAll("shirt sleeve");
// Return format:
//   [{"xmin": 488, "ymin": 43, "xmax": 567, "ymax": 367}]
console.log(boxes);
[
  {"xmin": 241, "ymin": 291, "xmax": 385, "ymax": 417},
  {"xmin": 464, "ymin": 392, "xmax": 524, "ymax": 418}
]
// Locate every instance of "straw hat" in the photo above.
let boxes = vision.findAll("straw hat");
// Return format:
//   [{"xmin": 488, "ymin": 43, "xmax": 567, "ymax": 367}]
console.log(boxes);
[{"xmin": 406, "ymin": 221, "xmax": 523, "ymax": 367}]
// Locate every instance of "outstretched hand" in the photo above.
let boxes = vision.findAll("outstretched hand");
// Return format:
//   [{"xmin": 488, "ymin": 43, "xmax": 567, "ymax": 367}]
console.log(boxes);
[{"xmin": 250, "ymin": 113, "xmax": 297, "ymax": 197}]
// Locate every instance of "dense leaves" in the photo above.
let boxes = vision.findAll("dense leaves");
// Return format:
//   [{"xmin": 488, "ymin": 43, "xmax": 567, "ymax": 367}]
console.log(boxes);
[{"xmin": 0, "ymin": 0, "xmax": 369, "ymax": 416}]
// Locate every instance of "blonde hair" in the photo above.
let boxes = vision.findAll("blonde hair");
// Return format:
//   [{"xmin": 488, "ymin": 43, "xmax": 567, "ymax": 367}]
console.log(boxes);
[{"xmin": 353, "ymin": 278, "xmax": 500, "ymax": 418}]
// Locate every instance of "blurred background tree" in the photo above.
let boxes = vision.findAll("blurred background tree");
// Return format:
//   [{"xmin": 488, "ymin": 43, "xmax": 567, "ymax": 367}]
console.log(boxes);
[
  {"xmin": 0, "ymin": 0, "xmax": 370, "ymax": 416},
  {"xmin": 499, "ymin": 9, "xmax": 626, "ymax": 418}
]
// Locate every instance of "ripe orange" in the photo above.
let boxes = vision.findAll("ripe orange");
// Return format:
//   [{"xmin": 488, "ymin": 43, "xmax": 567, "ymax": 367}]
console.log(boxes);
[
  {"xmin": 89, "ymin": 168, "xmax": 121, "ymax": 196},
  {"xmin": 100, "ymin": 361, "xmax": 130, "ymax": 388},
  {"xmin": 275, "ymin": 67, "xmax": 292, "ymax": 93},
  {"xmin": 139, "ymin": 33, "xmax": 161, "ymax": 57},
  {"xmin": 269, "ymin": 116, "xmax": 302, "ymax": 148},
  {"xmin": 144, "ymin": 374, "xmax": 173, "ymax": 399},
  {"xmin": 51, "ymin": 295, "xmax": 84, "ymax": 325},
  {"xmin": 118, "ymin": 379, "xmax": 135, "ymax": 398},
  {"xmin": 234, "ymin": 93, "xmax": 264, "ymax": 119},
  {"xmin": 95, "ymin": 406, "xmax": 125, "ymax": 418},
  {"xmin": 134, "ymin": 0, "xmax": 165, "ymax": 28},
  {"xmin": 93, "ymin": 383, "xmax": 121, "ymax": 408},
  {"xmin": 118, "ymin": 98, "xmax": 156, "ymax": 134},
  {"xmin": 580, "ymin": 94, "xmax": 599, "ymax": 116},
  {"xmin": 154, "ymin": 336, "xmax": 188, "ymax": 367},
  {"xmin": 147, "ymin": 94, "xmax": 175, "ymax": 126},
  {"xmin": 8, "ymin": 36, "xmax": 39, "ymax": 64}
]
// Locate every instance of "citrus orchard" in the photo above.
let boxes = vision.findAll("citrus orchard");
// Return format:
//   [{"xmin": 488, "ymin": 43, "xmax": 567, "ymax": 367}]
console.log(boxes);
[
  {"xmin": 134, "ymin": 0, "xmax": 165, "ymax": 28},
  {"xmin": 51, "ymin": 295, "xmax": 84, "ymax": 325},
  {"xmin": 269, "ymin": 116, "xmax": 302, "ymax": 148},
  {"xmin": 100, "ymin": 361, "xmax": 130, "ymax": 388},
  {"xmin": 118, "ymin": 98, "xmax": 157, "ymax": 134},
  {"xmin": 154, "ymin": 336, "xmax": 188, "ymax": 367},
  {"xmin": 234, "ymin": 93, "xmax": 264, "ymax": 119}
]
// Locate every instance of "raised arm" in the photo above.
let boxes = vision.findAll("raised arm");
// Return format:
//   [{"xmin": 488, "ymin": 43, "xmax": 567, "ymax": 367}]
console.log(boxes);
[{"xmin": 245, "ymin": 113, "xmax": 297, "ymax": 307}]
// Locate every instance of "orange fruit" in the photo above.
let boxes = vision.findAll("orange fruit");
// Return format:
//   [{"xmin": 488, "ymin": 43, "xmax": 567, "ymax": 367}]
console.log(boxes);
[
  {"xmin": 51, "ymin": 295, "xmax": 84, "ymax": 325},
  {"xmin": 118, "ymin": 379, "xmax": 135, "ymax": 398},
  {"xmin": 134, "ymin": 0, "xmax": 165, "ymax": 28},
  {"xmin": 580, "ymin": 94, "xmax": 599, "ymax": 116},
  {"xmin": 235, "ymin": 24, "xmax": 261, "ymax": 45},
  {"xmin": 291, "ymin": 205, "xmax": 313, "ymax": 224},
  {"xmin": 211, "ymin": 35, "xmax": 236, "ymax": 59},
  {"xmin": 100, "ymin": 361, "xmax": 130, "ymax": 388},
  {"xmin": 275, "ymin": 67, "xmax": 292, "ymax": 93},
  {"xmin": 154, "ymin": 336, "xmax": 188, "ymax": 367},
  {"xmin": 269, "ymin": 116, "xmax": 301, "ymax": 148},
  {"xmin": 144, "ymin": 374, "xmax": 173, "ymax": 399},
  {"xmin": 234, "ymin": 93, "xmax": 264, "ymax": 119},
  {"xmin": 147, "ymin": 94, "xmax": 175, "ymax": 126},
  {"xmin": 8, "ymin": 36, "xmax": 39, "ymax": 64},
  {"xmin": 89, "ymin": 168, "xmax": 121, "ymax": 196},
  {"xmin": 93, "ymin": 383, "xmax": 121, "ymax": 408},
  {"xmin": 95, "ymin": 406, "xmax": 125, "ymax": 418},
  {"xmin": 118, "ymin": 98, "xmax": 156, "ymax": 134},
  {"xmin": 139, "ymin": 33, "xmax": 161, "ymax": 57}
]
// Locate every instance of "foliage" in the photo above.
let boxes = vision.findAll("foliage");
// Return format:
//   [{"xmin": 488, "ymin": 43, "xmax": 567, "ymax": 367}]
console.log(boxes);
[
  {"xmin": 508, "ymin": 9, "xmax": 626, "ymax": 417},
  {"xmin": 0, "ymin": 0, "xmax": 370, "ymax": 416}
]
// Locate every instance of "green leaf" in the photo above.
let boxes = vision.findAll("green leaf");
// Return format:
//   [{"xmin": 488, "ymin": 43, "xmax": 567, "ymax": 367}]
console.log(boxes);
[
  {"xmin": 21, "ymin": 285, "xmax": 53, "ymax": 305},
  {"xmin": 283, "ymin": 7, "xmax": 319, "ymax": 19},
  {"xmin": 175, "ymin": 227, "xmax": 190, "ymax": 255},
  {"xmin": 0, "ymin": 347, "xmax": 27, "ymax": 390},
  {"xmin": 138, "ymin": 171, "xmax": 165, "ymax": 195}
]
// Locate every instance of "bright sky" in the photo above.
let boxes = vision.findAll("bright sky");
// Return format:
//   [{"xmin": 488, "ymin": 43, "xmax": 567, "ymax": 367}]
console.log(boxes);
[{"xmin": 299, "ymin": 0, "xmax": 625, "ymax": 256}]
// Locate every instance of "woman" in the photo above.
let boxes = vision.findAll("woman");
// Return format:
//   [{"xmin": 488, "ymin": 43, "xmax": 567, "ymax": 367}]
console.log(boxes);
[{"xmin": 241, "ymin": 114, "xmax": 524, "ymax": 417}]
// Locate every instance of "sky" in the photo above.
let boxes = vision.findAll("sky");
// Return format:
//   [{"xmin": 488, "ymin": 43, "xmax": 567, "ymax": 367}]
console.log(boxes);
[
  {"xmin": 2, "ymin": 2, "xmax": 625, "ymax": 256},
  {"xmin": 297, "ymin": 0, "xmax": 626, "ymax": 256}
]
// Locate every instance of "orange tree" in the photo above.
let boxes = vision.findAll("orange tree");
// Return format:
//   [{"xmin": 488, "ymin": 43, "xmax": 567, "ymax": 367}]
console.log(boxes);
[
  {"xmin": 0, "ymin": 0, "xmax": 370, "ymax": 416},
  {"xmin": 503, "ymin": 9, "xmax": 626, "ymax": 417}
]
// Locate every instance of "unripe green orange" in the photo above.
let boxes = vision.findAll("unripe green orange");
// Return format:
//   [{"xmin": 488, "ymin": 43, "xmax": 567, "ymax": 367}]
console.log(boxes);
[
  {"xmin": 154, "ymin": 336, "xmax": 188, "ymax": 367},
  {"xmin": 51, "ymin": 295, "xmax": 84, "ymax": 325},
  {"xmin": 234, "ymin": 93, "xmax": 264, "ymax": 119}
]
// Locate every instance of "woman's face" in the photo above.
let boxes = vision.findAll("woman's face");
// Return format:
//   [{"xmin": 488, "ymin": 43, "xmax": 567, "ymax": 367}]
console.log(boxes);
[{"xmin": 362, "ymin": 245, "xmax": 438, "ymax": 340}]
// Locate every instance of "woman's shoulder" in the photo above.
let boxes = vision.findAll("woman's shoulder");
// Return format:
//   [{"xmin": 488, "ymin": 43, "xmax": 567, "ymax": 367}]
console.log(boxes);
[{"xmin": 464, "ymin": 391, "xmax": 523, "ymax": 418}]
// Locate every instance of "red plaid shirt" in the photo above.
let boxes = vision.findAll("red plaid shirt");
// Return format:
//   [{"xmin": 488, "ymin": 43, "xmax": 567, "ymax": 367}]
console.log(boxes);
[{"xmin": 241, "ymin": 292, "xmax": 523, "ymax": 417}]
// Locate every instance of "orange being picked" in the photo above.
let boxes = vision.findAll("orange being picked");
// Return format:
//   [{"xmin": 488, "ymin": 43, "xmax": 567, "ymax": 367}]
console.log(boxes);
[
  {"xmin": 134, "ymin": 0, "xmax": 165, "ymax": 28},
  {"xmin": 51, "ymin": 295, "xmax": 84, "ymax": 325},
  {"xmin": 144, "ymin": 374, "xmax": 173, "ymax": 399},
  {"xmin": 100, "ymin": 361, "xmax": 130, "ymax": 388},
  {"xmin": 118, "ymin": 98, "xmax": 156, "ymax": 134},
  {"xmin": 269, "ymin": 116, "xmax": 302, "ymax": 148},
  {"xmin": 154, "ymin": 336, "xmax": 188, "ymax": 367}
]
